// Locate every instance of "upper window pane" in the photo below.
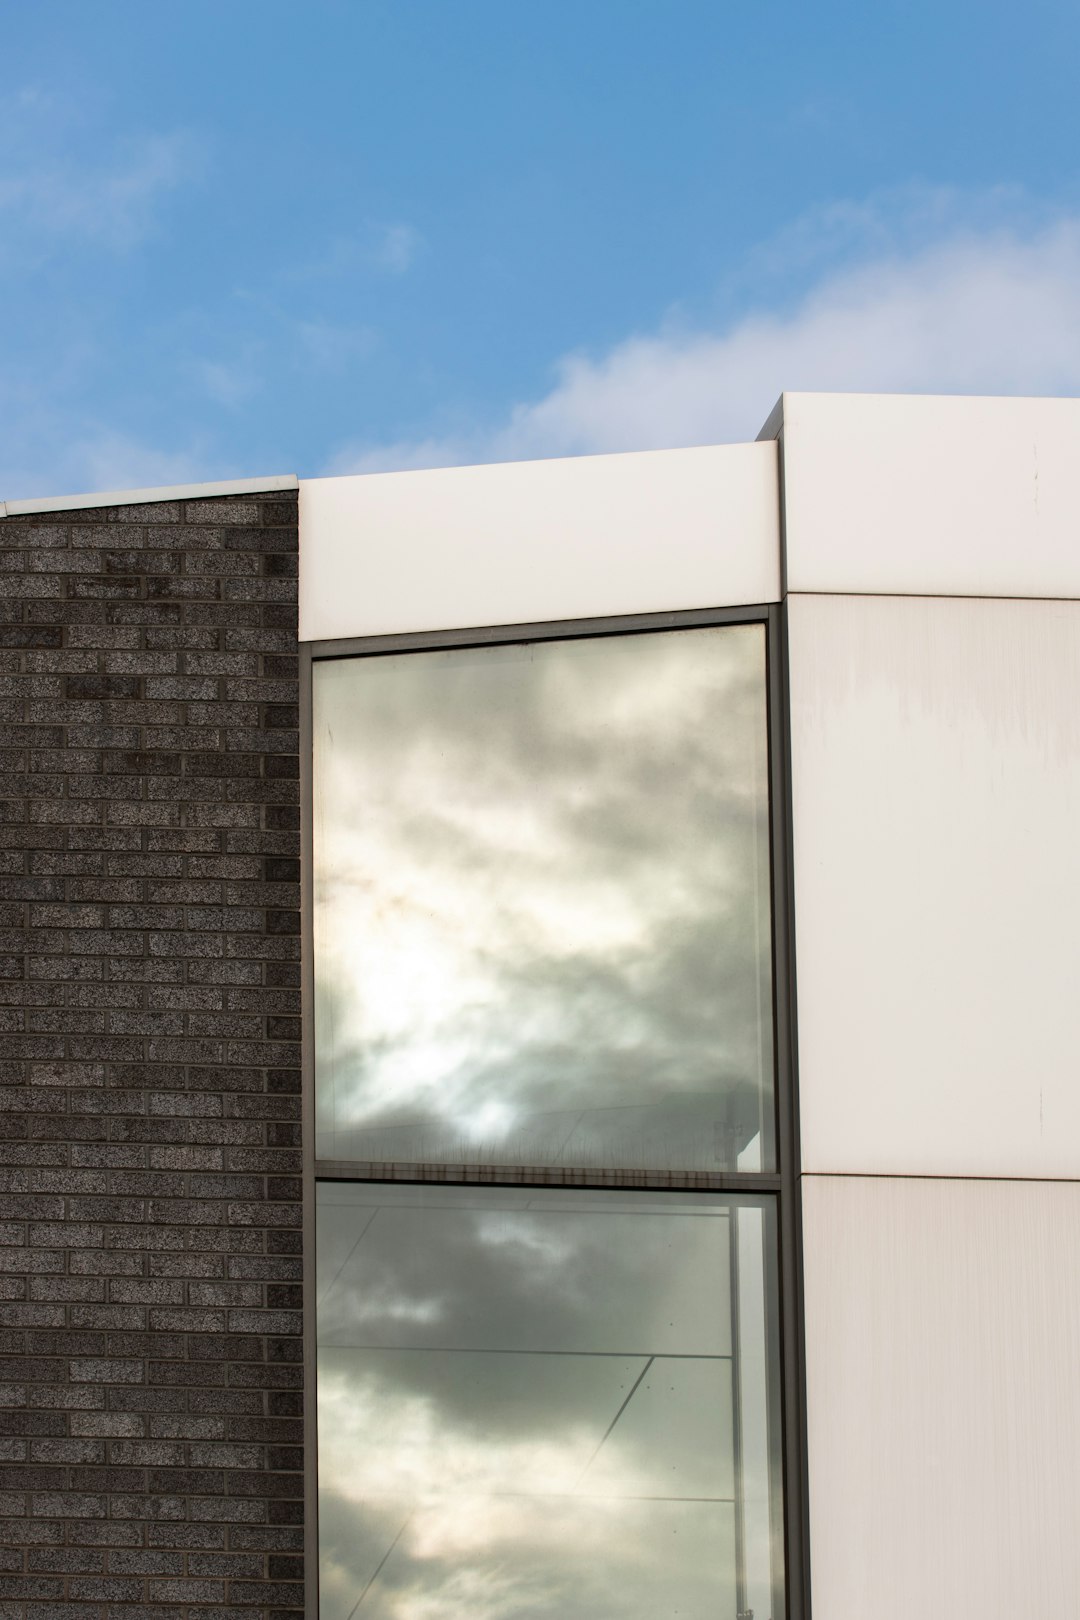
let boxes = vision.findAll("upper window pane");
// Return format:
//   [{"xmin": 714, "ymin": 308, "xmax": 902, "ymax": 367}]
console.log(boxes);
[{"xmin": 313, "ymin": 623, "xmax": 774, "ymax": 1172}]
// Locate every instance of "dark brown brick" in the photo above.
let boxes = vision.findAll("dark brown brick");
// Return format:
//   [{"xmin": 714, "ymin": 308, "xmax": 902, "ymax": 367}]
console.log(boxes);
[{"xmin": 1, "ymin": 489, "xmax": 301, "ymax": 1602}]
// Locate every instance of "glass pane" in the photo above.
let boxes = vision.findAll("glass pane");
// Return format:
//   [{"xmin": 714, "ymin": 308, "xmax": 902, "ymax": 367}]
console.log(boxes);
[
  {"xmin": 313, "ymin": 625, "xmax": 774, "ymax": 1172},
  {"xmin": 317, "ymin": 1183, "xmax": 784, "ymax": 1620}
]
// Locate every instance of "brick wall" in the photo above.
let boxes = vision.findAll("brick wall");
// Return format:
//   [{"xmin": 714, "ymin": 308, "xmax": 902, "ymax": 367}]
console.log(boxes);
[{"xmin": 0, "ymin": 491, "xmax": 303, "ymax": 1618}]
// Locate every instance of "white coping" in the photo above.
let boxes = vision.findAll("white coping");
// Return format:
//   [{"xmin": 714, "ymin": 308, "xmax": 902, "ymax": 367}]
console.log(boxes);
[
  {"xmin": 298, "ymin": 442, "xmax": 780, "ymax": 643},
  {"xmin": 776, "ymin": 391, "xmax": 1080, "ymax": 597},
  {"xmin": 0, "ymin": 475, "xmax": 298, "ymax": 518}
]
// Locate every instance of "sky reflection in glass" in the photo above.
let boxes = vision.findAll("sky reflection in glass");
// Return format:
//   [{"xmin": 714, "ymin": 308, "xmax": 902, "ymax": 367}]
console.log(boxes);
[
  {"xmin": 313, "ymin": 625, "xmax": 774, "ymax": 1171},
  {"xmin": 317, "ymin": 1183, "xmax": 782, "ymax": 1620}
]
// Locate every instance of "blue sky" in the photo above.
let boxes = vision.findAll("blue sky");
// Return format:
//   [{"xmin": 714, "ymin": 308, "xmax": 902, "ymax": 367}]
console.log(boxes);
[{"xmin": 3, "ymin": 0, "xmax": 1079, "ymax": 498}]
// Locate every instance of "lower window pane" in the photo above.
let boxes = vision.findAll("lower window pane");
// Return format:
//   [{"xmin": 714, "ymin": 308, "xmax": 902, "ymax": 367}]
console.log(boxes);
[{"xmin": 316, "ymin": 1183, "xmax": 784, "ymax": 1619}]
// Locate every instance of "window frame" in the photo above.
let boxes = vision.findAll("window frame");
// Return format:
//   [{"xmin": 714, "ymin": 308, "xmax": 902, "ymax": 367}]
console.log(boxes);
[{"xmin": 300, "ymin": 601, "xmax": 810, "ymax": 1618}]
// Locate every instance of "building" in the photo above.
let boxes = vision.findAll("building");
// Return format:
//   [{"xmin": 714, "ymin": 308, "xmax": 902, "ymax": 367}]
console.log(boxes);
[{"xmin": 2, "ymin": 391, "xmax": 1078, "ymax": 1619}]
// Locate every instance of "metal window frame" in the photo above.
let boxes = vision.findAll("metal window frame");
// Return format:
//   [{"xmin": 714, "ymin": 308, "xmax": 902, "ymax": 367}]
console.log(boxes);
[{"xmin": 301, "ymin": 601, "xmax": 810, "ymax": 1619}]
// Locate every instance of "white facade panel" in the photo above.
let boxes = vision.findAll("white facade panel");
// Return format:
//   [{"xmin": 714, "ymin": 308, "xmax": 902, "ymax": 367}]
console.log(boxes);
[
  {"xmin": 788, "ymin": 592, "xmax": 1080, "ymax": 1178},
  {"xmin": 802, "ymin": 1174, "xmax": 1080, "ymax": 1619},
  {"xmin": 298, "ymin": 442, "xmax": 779, "ymax": 642},
  {"xmin": 779, "ymin": 391, "xmax": 1080, "ymax": 598}
]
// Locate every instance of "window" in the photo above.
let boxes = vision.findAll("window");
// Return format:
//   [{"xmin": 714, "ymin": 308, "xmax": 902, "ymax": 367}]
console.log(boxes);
[{"xmin": 309, "ymin": 613, "xmax": 794, "ymax": 1619}]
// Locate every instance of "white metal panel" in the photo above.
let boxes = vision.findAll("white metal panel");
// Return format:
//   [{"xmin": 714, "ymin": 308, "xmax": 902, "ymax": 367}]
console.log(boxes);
[
  {"xmin": 298, "ymin": 443, "xmax": 780, "ymax": 642},
  {"xmin": 802, "ymin": 1174, "xmax": 1080, "ymax": 1619},
  {"xmin": 789, "ymin": 592, "xmax": 1080, "ymax": 1178},
  {"xmin": 779, "ymin": 391, "xmax": 1080, "ymax": 597}
]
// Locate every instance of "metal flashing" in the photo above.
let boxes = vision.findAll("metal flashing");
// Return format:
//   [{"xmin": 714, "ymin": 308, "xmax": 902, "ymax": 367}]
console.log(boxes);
[
  {"xmin": 757, "ymin": 394, "xmax": 785, "ymax": 442},
  {"xmin": 0, "ymin": 473, "xmax": 298, "ymax": 518}
]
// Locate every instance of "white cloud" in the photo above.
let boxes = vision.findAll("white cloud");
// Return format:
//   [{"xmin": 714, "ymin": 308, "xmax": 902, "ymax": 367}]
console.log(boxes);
[{"xmin": 330, "ymin": 200, "xmax": 1080, "ymax": 474}]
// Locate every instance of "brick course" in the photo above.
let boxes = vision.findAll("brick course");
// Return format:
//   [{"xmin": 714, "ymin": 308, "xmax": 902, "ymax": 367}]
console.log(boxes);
[{"xmin": 0, "ymin": 492, "xmax": 303, "ymax": 1618}]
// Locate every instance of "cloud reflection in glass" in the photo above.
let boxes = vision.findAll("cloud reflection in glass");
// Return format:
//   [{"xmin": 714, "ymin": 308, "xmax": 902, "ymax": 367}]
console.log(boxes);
[
  {"xmin": 313, "ymin": 625, "xmax": 774, "ymax": 1172},
  {"xmin": 317, "ymin": 1184, "xmax": 781, "ymax": 1620}
]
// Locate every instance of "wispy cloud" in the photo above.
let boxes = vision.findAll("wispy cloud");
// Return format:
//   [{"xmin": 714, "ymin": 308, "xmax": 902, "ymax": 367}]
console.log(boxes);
[
  {"xmin": 181, "ymin": 302, "xmax": 379, "ymax": 416},
  {"xmin": 188, "ymin": 356, "xmax": 261, "ymax": 411},
  {"xmin": 724, "ymin": 182, "xmax": 1047, "ymax": 295},
  {"xmin": 329, "ymin": 192, "xmax": 1080, "ymax": 474},
  {"xmin": 367, "ymin": 221, "xmax": 424, "ymax": 275},
  {"xmin": 295, "ymin": 318, "xmax": 379, "ymax": 370},
  {"xmin": 0, "ymin": 419, "xmax": 218, "ymax": 505},
  {"xmin": 285, "ymin": 220, "xmax": 426, "ymax": 282},
  {"xmin": 0, "ymin": 87, "xmax": 204, "ymax": 260},
  {"xmin": 65, "ymin": 429, "xmax": 210, "ymax": 493}
]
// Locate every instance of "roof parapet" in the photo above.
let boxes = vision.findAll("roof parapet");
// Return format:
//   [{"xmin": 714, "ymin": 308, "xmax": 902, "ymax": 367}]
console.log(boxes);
[{"xmin": 0, "ymin": 474, "xmax": 299, "ymax": 519}]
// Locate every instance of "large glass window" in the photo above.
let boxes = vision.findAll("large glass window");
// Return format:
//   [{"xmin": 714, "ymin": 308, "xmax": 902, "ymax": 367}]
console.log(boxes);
[
  {"xmin": 317, "ymin": 1184, "xmax": 781, "ymax": 1620},
  {"xmin": 312, "ymin": 619, "xmax": 788, "ymax": 1620},
  {"xmin": 313, "ymin": 625, "xmax": 774, "ymax": 1174}
]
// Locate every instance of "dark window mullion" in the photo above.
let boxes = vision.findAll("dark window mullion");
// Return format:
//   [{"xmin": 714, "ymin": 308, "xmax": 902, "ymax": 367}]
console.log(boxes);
[{"xmin": 313, "ymin": 1160, "xmax": 782, "ymax": 1195}]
